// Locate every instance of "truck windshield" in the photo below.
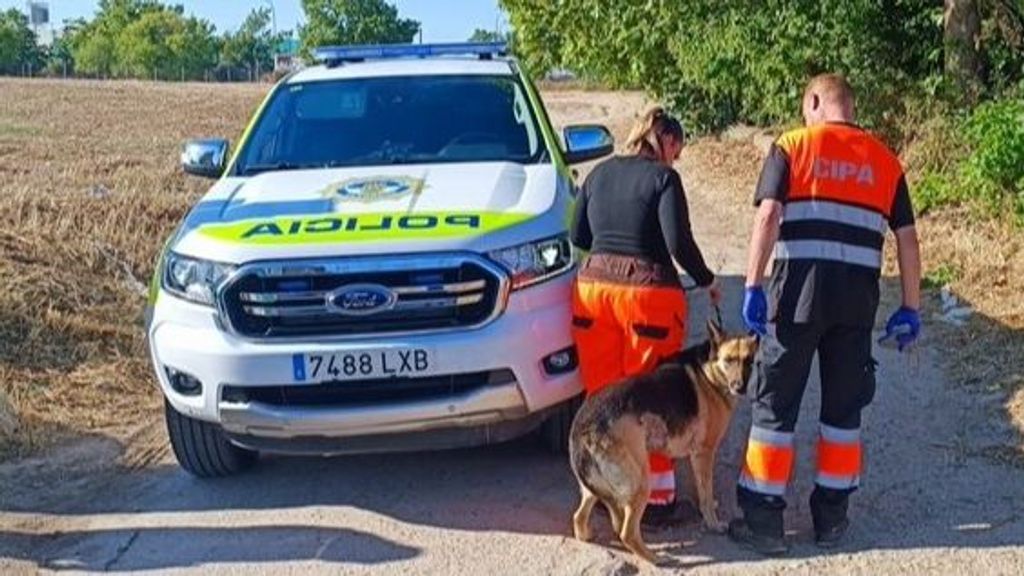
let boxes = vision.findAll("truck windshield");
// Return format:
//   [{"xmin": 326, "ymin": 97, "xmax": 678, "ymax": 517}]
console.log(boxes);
[{"xmin": 234, "ymin": 75, "xmax": 546, "ymax": 175}]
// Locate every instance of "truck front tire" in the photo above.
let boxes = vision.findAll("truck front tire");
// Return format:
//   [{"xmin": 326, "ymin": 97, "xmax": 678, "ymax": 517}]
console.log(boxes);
[
  {"xmin": 539, "ymin": 395, "xmax": 583, "ymax": 454},
  {"xmin": 165, "ymin": 400, "xmax": 256, "ymax": 478}
]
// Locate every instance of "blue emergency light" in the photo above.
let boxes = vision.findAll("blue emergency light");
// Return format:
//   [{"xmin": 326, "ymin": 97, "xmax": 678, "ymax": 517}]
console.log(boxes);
[{"xmin": 313, "ymin": 42, "xmax": 509, "ymax": 65}]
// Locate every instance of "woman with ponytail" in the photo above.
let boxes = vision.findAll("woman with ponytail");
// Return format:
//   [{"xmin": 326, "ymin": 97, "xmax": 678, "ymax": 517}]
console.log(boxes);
[{"xmin": 570, "ymin": 106, "xmax": 721, "ymax": 527}]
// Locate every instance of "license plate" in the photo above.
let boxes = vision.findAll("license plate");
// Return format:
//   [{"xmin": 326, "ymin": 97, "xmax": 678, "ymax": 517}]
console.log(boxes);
[{"xmin": 292, "ymin": 349, "xmax": 432, "ymax": 383}]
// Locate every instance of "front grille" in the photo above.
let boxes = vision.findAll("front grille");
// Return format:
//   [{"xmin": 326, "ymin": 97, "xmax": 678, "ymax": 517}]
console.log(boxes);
[
  {"xmin": 222, "ymin": 369, "xmax": 516, "ymax": 408},
  {"xmin": 219, "ymin": 255, "xmax": 507, "ymax": 339}
]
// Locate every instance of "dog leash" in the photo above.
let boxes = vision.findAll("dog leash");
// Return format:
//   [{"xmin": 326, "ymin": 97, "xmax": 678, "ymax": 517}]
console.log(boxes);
[{"xmin": 681, "ymin": 278, "xmax": 724, "ymax": 327}]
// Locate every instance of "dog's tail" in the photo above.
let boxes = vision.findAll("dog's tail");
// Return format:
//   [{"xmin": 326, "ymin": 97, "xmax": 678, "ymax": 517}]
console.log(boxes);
[
  {"xmin": 569, "ymin": 411, "xmax": 602, "ymax": 491},
  {"xmin": 569, "ymin": 408, "xmax": 586, "ymax": 473},
  {"xmin": 570, "ymin": 397, "xmax": 627, "ymax": 504},
  {"xmin": 570, "ymin": 431, "xmax": 623, "ymax": 505},
  {"xmin": 570, "ymin": 439, "xmax": 601, "ymax": 493}
]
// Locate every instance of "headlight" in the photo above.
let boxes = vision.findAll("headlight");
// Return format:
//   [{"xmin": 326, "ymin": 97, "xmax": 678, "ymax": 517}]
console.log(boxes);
[
  {"xmin": 162, "ymin": 253, "xmax": 235, "ymax": 306},
  {"xmin": 488, "ymin": 234, "xmax": 574, "ymax": 290}
]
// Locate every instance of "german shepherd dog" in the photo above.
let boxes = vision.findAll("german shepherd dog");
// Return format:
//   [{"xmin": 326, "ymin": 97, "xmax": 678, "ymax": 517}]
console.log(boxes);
[{"xmin": 569, "ymin": 320, "xmax": 758, "ymax": 563}]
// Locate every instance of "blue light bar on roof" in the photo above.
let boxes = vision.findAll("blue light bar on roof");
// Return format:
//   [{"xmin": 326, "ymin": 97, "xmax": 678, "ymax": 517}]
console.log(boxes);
[{"xmin": 313, "ymin": 42, "xmax": 509, "ymax": 63}]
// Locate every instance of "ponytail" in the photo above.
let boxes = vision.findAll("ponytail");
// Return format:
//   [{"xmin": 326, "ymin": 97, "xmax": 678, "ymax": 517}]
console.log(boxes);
[{"xmin": 625, "ymin": 107, "xmax": 684, "ymax": 159}]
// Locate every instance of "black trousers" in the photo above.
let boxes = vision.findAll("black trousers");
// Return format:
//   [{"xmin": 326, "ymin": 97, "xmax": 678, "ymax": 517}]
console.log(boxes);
[{"xmin": 738, "ymin": 320, "xmax": 878, "ymax": 531}]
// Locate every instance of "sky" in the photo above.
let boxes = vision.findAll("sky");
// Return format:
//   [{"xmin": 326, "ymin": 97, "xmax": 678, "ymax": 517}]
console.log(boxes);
[{"xmin": 0, "ymin": 1, "xmax": 508, "ymax": 42}]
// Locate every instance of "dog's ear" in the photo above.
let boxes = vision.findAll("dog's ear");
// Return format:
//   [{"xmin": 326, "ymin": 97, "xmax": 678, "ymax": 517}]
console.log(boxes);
[{"xmin": 707, "ymin": 318, "xmax": 725, "ymax": 349}]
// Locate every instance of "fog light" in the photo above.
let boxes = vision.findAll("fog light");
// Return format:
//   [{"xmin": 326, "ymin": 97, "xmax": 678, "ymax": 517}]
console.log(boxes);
[
  {"xmin": 165, "ymin": 367, "xmax": 203, "ymax": 396},
  {"xmin": 543, "ymin": 347, "xmax": 578, "ymax": 375}
]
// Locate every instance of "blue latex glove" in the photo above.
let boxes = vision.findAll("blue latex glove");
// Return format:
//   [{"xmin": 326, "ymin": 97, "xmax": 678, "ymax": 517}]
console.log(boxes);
[
  {"xmin": 742, "ymin": 286, "xmax": 768, "ymax": 336},
  {"xmin": 880, "ymin": 306, "xmax": 921, "ymax": 352}
]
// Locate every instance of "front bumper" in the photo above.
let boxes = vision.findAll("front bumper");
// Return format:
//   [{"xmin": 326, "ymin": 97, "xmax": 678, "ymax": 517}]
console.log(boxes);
[
  {"xmin": 147, "ymin": 271, "xmax": 580, "ymax": 451},
  {"xmin": 224, "ymin": 403, "xmax": 559, "ymax": 456}
]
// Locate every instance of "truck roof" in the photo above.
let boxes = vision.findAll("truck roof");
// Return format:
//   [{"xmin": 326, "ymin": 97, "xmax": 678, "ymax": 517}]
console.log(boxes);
[{"xmin": 287, "ymin": 57, "xmax": 517, "ymax": 84}]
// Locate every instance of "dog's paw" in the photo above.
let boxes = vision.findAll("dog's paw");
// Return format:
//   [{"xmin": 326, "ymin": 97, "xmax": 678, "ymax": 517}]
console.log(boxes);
[
  {"xmin": 703, "ymin": 519, "xmax": 729, "ymax": 534},
  {"xmin": 572, "ymin": 527, "xmax": 593, "ymax": 542}
]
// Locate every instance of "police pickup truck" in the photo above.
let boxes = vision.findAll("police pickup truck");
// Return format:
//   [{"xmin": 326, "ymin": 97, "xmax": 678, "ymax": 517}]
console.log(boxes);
[{"xmin": 147, "ymin": 43, "xmax": 615, "ymax": 477}]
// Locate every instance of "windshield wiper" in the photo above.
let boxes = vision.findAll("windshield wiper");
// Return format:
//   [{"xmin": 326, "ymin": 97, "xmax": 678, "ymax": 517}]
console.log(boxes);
[{"xmin": 240, "ymin": 162, "xmax": 320, "ymax": 176}]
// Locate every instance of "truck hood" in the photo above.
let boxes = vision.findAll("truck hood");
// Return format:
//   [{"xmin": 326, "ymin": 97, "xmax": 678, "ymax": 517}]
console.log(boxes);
[{"xmin": 172, "ymin": 162, "xmax": 570, "ymax": 263}]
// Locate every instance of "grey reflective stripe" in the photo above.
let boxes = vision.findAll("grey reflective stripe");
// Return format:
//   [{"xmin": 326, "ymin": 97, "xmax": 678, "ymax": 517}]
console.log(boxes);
[
  {"xmin": 749, "ymin": 426, "xmax": 794, "ymax": 447},
  {"xmin": 783, "ymin": 200, "xmax": 886, "ymax": 233},
  {"xmin": 820, "ymin": 423, "xmax": 861, "ymax": 444},
  {"xmin": 649, "ymin": 470, "xmax": 676, "ymax": 491},
  {"xmin": 816, "ymin": 472, "xmax": 860, "ymax": 490},
  {"xmin": 775, "ymin": 240, "xmax": 882, "ymax": 269},
  {"xmin": 739, "ymin": 472, "xmax": 787, "ymax": 496}
]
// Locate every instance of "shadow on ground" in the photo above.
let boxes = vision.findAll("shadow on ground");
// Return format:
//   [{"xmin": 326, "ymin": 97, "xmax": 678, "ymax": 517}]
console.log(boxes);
[{"xmin": 2, "ymin": 526, "xmax": 419, "ymax": 571}]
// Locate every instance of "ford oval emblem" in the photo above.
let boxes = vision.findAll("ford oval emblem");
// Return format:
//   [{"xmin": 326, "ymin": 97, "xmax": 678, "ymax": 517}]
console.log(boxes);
[{"xmin": 327, "ymin": 284, "xmax": 397, "ymax": 316}]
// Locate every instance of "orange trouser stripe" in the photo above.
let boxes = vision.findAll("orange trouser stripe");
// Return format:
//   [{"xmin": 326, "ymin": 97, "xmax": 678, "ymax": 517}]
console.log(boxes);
[
  {"xmin": 743, "ymin": 440, "xmax": 794, "ymax": 484},
  {"xmin": 649, "ymin": 453, "xmax": 676, "ymax": 504},
  {"xmin": 649, "ymin": 489, "xmax": 675, "ymax": 505},
  {"xmin": 649, "ymin": 452, "xmax": 674, "ymax": 473},
  {"xmin": 817, "ymin": 439, "xmax": 862, "ymax": 477}
]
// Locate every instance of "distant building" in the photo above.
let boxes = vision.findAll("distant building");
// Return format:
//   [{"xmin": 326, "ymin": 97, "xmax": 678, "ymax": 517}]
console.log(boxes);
[
  {"xmin": 26, "ymin": 1, "xmax": 54, "ymax": 47},
  {"xmin": 275, "ymin": 37, "xmax": 301, "ymax": 72}
]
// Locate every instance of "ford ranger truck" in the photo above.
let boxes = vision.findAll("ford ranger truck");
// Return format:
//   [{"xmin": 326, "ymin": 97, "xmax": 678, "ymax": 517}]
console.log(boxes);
[{"xmin": 146, "ymin": 43, "xmax": 616, "ymax": 477}]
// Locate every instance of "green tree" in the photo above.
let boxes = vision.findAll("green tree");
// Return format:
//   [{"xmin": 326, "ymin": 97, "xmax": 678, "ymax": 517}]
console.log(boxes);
[
  {"xmin": 114, "ymin": 9, "xmax": 179, "ymax": 78},
  {"xmin": 67, "ymin": 1, "xmax": 218, "ymax": 80},
  {"xmin": 95, "ymin": 0, "xmax": 164, "ymax": 32},
  {"xmin": 69, "ymin": 0, "xmax": 162, "ymax": 77},
  {"xmin": 46, "ymin": 31, "xmax": 75, "ymax": 76},
  {"xmin": 74, "ymin": 30, "xmax": 115, "ymax": 77},
  {"xmin": 299, "ymin": 0, "xmax": 420, "ymax": 57},
  {"xmin": 501, "ymin": 0, "xmax": 945, "ymax": 132},
  {"xmin": 977, "ymin": 0, "xmax": 1024, "ymax": 96},
  {"xmin": 497, "ymin": 1, "xmax": 563, "ymax": 78},
  {"xmin": 168, "ymin": 16, "xmax": 219, "ymax": 80},
  {"xmin": 221, "ymin": 7, "xmax": 277, "ymax": 79},
  {"xmin": 945, "ymin": 0, "xmax": 983, "ymax": 104},
  {"xmin": 503, "ymin": 0, "xmax": 1024, "ymax": 133},
  {"xmin": 0, "ymin": 8, "xmax": 43, "ymax": 75},
  {"xmin": 468, "ymin": 28, "xmax": 507, "ymax": 43}
]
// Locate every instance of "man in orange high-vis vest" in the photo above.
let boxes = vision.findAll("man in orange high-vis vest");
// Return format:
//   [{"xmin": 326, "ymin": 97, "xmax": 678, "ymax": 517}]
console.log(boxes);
[{"xmin": 729, "ymin": 74, "xmax": 922, "ymax": 555}]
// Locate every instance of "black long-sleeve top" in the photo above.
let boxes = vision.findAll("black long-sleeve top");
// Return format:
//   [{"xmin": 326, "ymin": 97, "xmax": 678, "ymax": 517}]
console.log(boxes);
[{"xmin": 570, "ymin": 155, "xmax": 715, "ymax": 287}]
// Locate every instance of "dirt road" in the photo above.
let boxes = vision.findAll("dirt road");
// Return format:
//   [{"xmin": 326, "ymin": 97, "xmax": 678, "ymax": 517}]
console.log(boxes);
[{"xmin": 3, "ymin": 91, "xmax": 1024, "ymax": 575}]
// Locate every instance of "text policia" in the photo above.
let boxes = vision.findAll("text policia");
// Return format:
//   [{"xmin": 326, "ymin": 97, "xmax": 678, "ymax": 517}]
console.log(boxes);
[{"xmin": 200, "ymin": 212, "xmax": 532, "ymax": 244}]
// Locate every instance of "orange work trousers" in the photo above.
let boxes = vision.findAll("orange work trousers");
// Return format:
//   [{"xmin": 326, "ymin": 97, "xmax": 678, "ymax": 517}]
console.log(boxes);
[{"xmin": 572, "ymin": 275, "xmax": 687, "ymax": 505}]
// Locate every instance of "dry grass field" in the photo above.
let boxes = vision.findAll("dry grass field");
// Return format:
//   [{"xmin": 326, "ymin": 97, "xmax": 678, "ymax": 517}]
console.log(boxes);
[
  {"xmin": 0, "ymin": 78, "xmax": 1021, "ymax": 463},
  {"xmin": 0, "ymin": 79, "xmax": 264, "ymax": 458}
]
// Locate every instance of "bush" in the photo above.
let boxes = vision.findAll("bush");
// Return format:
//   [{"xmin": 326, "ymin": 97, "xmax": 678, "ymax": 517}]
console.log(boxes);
[
  {"xmin": 914, "ymin": 171, "xmax": 964, "ymax": 215},
  {"xmin": 910, "ymin": 97, "xmax": 1024, "ymax": 224},
  {"xmin": 961, "ymin": 98, "xmax": 1024, "ymax": 218},
  {"xmin": 922, "ymin": 262, "xmax": 963, "ymax": 289}
]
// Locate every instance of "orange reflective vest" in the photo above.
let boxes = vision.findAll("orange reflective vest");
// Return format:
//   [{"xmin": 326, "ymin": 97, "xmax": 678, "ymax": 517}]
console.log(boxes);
[{"xmin": 774, "ymin": 123, "xmax": 904, "ymax": 271}]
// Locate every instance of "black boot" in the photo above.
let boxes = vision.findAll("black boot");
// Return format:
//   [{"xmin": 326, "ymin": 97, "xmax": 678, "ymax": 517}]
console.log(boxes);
[
  {"xmin": 642, "ymin": 499, "xmax": 700, "ymax": 530},
  {"xmin": 811, "ymin": 486, "xmax": 852, "ymax": 548},
  {"xmin": 728, "ymin": 508, "xmax": 788, "ymax": 556},
  {"xmin": 814, "ymin": 517, "xmax": 850, "ymax": 548}
]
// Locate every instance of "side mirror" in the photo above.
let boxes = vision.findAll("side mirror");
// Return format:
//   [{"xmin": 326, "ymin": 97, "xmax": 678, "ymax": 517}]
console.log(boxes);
[
  {"xmin": 181, "ymin": 138, "xmax": 229, "ymax": 179},
  {"xmin": 562, "ymin": 124, "xmax": 614, "ymax": 165}
]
